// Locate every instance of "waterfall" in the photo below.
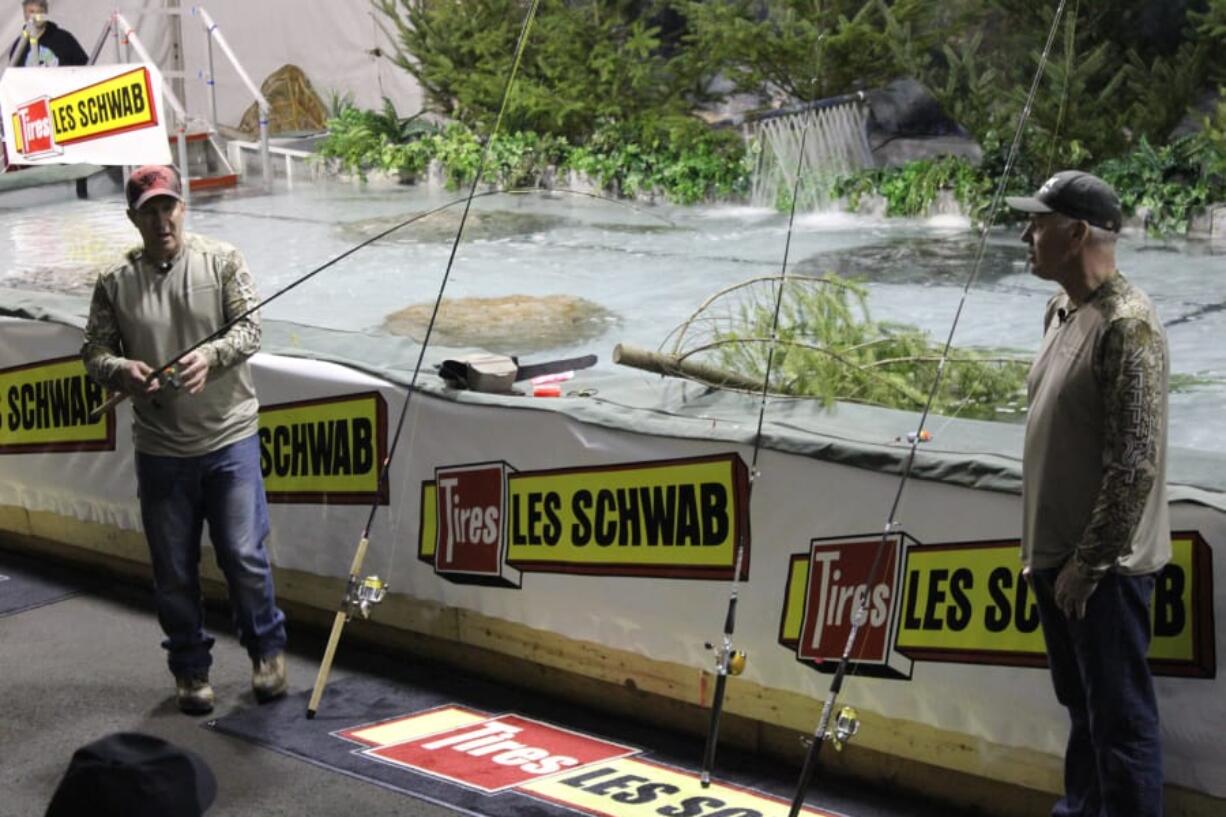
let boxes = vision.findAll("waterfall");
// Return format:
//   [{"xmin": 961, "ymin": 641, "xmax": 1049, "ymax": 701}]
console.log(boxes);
[{"xmin": 745, "ymin": 100, "xmax": 874, "ymax": 211}]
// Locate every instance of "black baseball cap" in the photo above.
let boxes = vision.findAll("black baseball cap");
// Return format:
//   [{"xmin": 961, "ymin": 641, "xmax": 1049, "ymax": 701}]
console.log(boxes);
[
  {"xmin": 45, "ymin": 732, "xmax": 217, "ymax": 817},
  {"xmin": 1006, "ymin": 170, "xmax": 1123, "ymax": 232}
]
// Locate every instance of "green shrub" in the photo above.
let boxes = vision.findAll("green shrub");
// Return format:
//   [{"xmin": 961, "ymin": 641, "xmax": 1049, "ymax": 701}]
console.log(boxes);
[
  {"xmin": 831, "ymin": 157, "xmax": 997, "ymax": 223},
  {"xmin": 316, "ymin": 105, "xmax": 750, "ymax": 204},
  {"xmin": 682, "ymin": 0, "xmax": 943, "ymax": 103},
  {"xmin": 564, "ymin": 117, "xmax": 750, "ymax": 203},
  {"xmin": 375, "ymin": 0, "xmax": 705, "ymax": 141},
  {"xmin": 1096, "ymin": 135, "xmax": 1226, "ymax": 235},
  {"xmin": 316, "ymin": 99, "xmax": 436, "ymax": 179}
]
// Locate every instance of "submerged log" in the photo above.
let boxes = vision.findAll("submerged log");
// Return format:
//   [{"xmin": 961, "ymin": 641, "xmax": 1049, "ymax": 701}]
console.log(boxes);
[{"xmin": 613, "ymin": 343, "xmax": 764, "ymax": 391}]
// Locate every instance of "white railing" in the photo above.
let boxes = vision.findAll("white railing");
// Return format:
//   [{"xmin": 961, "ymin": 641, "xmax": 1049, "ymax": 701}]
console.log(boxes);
[
  {"xmin": 82, "ymin": 6, "xmax": 271, "ymax": 195},
  {"xmin": 226, "ymin": 140, "xmax": 315, "ymax": 189},
  {"xmin": 191, "ymin": 5, "xmax": 271, "ymax": 189},
  {"xmin": 112, "ymin": 11, "xmax": 194, "ymax": 207}
]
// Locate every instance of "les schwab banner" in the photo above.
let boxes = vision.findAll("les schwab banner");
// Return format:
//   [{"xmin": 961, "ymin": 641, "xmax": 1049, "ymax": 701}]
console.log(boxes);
[
  {"xmin": 778, "ymin": 531, "xmax": 1217, "ymax": 680},
  {"xmin": 0, "ymin": 356, "xmax": 114, "ymax": 454},
  {"xmin": 0, "ymin": 370, "xmax": 387, "ymax": 505},
  {"xmin": 0, "ymin": 65, "xmax": 172, "ymax": 166},
  {"xmin": 417, "ymin": 454, "xmax": 751, "ymax": 586},
  {"xmin": 257, "ymin": 392, "xmax": 389, "ymax": 505}
]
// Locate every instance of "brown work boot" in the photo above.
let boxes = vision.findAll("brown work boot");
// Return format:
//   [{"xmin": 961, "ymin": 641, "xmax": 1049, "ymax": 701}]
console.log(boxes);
[
  {"xmin": 252, "ymin": 652, "xmax": 287, "ymax": 703},
  {"xmin": 175, "ymin": 673, "xmax": 215, "ymax": 715}
]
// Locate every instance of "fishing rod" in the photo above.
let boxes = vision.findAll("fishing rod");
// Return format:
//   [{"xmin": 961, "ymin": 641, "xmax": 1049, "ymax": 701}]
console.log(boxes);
[
  {"xmin": 86, "ymin": 185, "xmax": 666, "ymax": 422},
  {"xmin": 306, "ymin": 0, "xmax": 543, "ymax": 719},
  {"xmin": 785, "ymin": 2, "xmax": 1070, "ymax": 814},
  {"xmin": 699, "ymin": 124, "xmax": 814, "ymax": 787}
]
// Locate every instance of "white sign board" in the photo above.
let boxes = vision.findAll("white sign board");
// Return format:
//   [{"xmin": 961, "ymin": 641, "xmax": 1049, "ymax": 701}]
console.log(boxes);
[{"xmin": 0, "ymin": 64, "xmax": 172, "ymax": 166}]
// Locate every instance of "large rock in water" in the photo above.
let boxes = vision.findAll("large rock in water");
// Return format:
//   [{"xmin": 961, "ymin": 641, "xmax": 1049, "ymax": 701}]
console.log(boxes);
[
  {"xmin": 237, "ymin": 65, "xmax": 328, "ymax": 137},
  {"xmin": 865, "ymin": 78, "xmax": 982, "ymax": 167},
  {"xmin": 383, "ymin": 295, "xmax": 618, "ymax": 355}
]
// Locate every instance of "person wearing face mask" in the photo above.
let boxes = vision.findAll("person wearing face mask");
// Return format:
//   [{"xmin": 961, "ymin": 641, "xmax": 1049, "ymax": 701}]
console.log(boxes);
[
  {"xmin": 1009, "ymin": 171, "xmax": 1170, "ymax": 817},
  {"xmin": 8, "ymin": 1, "xmax": 87, "ymax": 67},
  {"xmin": 81, "ymin": 166, "xmax": 288, "ymax": 716}
]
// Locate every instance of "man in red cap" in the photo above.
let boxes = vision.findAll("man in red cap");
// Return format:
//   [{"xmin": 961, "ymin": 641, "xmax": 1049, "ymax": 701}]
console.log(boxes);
[
  {"xmin": 81, "ymin": 165, "xmax": 287, "ymax": 715},
  {"xmin": 1010, "ymin": 170, "xmax": 1169, "ymax": 817}
]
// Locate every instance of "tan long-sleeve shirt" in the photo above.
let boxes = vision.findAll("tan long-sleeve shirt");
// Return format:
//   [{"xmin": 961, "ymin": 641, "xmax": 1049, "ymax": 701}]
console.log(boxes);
[
  {"xmin": 1022, "ymin": 271, "xmax": 1170, "ymax": 577},
  {"xmin": 81, "ymin": 233, "xmax": 261, "ymax": 457}
]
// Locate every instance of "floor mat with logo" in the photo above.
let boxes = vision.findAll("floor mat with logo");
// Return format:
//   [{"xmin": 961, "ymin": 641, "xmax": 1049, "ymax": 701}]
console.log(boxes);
[{"xmin": 209, "ymin": 667, "xmax": 959, "ymax": 817}]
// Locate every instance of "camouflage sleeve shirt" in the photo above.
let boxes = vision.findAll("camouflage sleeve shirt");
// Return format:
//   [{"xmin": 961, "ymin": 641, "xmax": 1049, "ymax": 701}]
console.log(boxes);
[
  {"xmin": 1073, "ymin": 316, "xmax": 1168, "ymax": 580},
  {"xmin": 80, "ymin": 233, "xmax": 262, "ymax": 457},
  {"xmin": 1022, "ymin": 273, "xmax": 1170, "ymax": 576},
  {"xmin": 82, "ymin": 236, "xmax": 261, "ymax": 387},
  {"xmin": 198, "ymin": 247, "xmax": 261, "ymax": 370}
]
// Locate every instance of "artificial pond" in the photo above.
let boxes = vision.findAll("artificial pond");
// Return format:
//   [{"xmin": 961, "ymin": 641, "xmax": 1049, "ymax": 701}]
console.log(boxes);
[{"xmin": 1, "ymin": 177, "xmax": 1222, "ymax": 455}]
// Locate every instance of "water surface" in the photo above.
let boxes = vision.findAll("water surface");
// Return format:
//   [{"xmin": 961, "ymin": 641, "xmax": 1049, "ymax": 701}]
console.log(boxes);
[{"xmin": 2, "ymin": 178, "xmax": 1221, "ymax": 453}]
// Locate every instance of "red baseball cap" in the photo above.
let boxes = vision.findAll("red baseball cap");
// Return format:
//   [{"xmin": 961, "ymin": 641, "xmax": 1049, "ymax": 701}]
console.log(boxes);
[{"xmin": 126, "ymin": 165, "xmax": 183, "ymax": 210}]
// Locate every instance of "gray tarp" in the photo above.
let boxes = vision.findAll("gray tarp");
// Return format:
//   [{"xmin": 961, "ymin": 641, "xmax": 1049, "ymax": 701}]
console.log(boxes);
[{"xmin": 4, "ymin": 284, "xmax": 1223, "ymax": 512}]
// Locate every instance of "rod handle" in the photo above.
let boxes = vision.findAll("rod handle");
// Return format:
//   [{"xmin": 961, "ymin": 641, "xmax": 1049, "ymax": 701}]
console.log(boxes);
[
  {"xmin": 89, "ymin": 390, "xmax": 127, "ymax": 422},
  {"xmin": 306, "ymin": 536, "xmax": 371, "ymax": 718},
  {"xmin": 699, "ymin": 672, "xmax": 729, "ymax": 788},
  {"xmin": 306, "ymin": 610, "xmax": 347, "ymax": 718}
]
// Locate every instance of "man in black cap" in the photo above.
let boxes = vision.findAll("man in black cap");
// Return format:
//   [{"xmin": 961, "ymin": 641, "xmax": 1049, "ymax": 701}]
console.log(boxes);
[
  {"xmin": 45, "ymin": 732, "xmax": 216, "ymax": 817},
  {"xmin": 81, "ymin": 166, "xmax": 288, "ymax": 715},
  {"xmin": 8, "ymin": 1, "xmax": 87, "ymax": 67},
  {"xmin": 1009, "ymin": 171, "xmax": 1169, "ymax": 817}
]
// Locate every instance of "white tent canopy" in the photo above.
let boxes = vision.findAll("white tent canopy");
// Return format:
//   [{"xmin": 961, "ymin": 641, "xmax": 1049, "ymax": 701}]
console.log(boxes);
[{"xmin": 1, "ymin": 0, "xmax": 423, "ymax": 131}]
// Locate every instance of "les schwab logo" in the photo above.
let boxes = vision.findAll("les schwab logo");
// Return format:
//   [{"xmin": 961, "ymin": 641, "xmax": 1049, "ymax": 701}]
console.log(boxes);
[
  {"xmin": 257, "ymin": 391, "xmax": 388, "ymax": 505},
  {"xmin": 0, "ymin": 356, "xmax": 114, "ymax": 454},
  {"xmin": 335, "ymin": 704, "xmax": 837, "ymax": 816},
  {"xmin": 417, "ymin": 454, "xmax": 751, "ymax": 587},
  {"xmin": 778, "ymin": 531, "xmax": 1217, "ymax": 680},
  {"xmin": 9, "ymin": 67, "xmax": 158, "ymax": 161}
]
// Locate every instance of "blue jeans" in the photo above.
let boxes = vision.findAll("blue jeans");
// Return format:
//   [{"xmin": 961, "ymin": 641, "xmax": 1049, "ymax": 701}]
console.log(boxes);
[
  {"xmin": 1031, "ymin": 568, "xmax": 1163, "ymax": 817},
  {"xmin": 135, "ymin": 434, "xmax": 287, "ymax": 677}
]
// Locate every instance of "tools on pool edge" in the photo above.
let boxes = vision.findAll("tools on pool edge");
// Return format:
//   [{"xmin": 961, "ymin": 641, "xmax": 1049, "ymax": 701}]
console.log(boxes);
[{"xmin": 437, "ymin": 353, "xmax": 597, "ymax": 395}]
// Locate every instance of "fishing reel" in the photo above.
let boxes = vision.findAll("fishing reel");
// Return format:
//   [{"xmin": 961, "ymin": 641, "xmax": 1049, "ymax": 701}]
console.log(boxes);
[
  {"xmin": 342, "ymin": 574, "xmax": 387, "ymax": 620},
  {"xmin": 156, "ymin": 363, "xmax": 183, "ymax": 391},
  {"xmin": 830, "ymin": 706, "xmax": 860, "ymax": 751},
  {"xmin": 799, "ymin": 705, "xmax": 861, "ymax": 753},
  {"xmin": 704, "ymin": 639, "xmax": 747, "ymax": 676}
]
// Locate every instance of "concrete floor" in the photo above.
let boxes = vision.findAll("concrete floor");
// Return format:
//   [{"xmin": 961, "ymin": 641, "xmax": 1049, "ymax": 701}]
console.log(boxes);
[
  {"xmin": 0, "ymin": 577, "xmax": 456, "ymax": 817},
  {"xmin": 1, "ymin": 552, "xmax": 982, "ymax": 817}
]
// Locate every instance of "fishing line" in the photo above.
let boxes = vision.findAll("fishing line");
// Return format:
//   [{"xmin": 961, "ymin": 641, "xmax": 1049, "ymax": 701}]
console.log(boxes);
[
  {"xmin": 306, "ymin": 0, "xmax": 543, "ymax": 718},
  {"xmin": 1045, "ymin": 0, "xmax": 1079, "ymax": 179},
  {"xmin": 910, "ymin": 2, "xmax": 1080, "ymax": 444},
  {"xmin": 849, "ymin": 0, "xmax": 1070, "ymax": 667},
  {"xmin": 787, "ymin": 2, "xmax": 1071, "ymax": 812},
  {"xmin": 700, "ymin": 124, "xmax": 812, "ymax": 787},
  {"xmin": 923, "ymin": 0, "xmax": 1080, "ymax": 436},
  {"xmin": 373, "ymin": 0, "xmax": 543, "ymax": 586}
]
